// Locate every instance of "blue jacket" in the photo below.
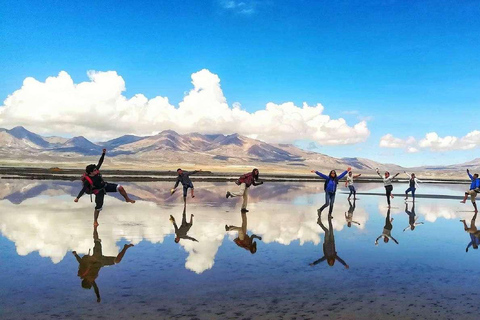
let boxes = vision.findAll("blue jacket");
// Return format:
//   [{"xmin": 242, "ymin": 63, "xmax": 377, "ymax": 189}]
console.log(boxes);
[
  {"xmin": 468, "ymin": 172, "xmax": 480, "ymax": 190},
  {"xmin": 315, "ymin": 170, "xmax": 348, "ymax": 193}
]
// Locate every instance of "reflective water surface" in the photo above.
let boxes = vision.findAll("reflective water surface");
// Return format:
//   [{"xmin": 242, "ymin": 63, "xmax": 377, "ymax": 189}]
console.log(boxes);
[{"xmin": 1, "ymin": 180, "xmax": 479, "ymax": 319}]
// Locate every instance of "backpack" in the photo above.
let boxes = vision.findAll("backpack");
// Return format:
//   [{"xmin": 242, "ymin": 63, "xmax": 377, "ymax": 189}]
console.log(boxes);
[
  {"xmin": 81, "ymin": 172, "xmax": 103, "ymax": 202},
  {"xmin": 235, "ymin": 173, "xmax": 249, "ymax": 185}
]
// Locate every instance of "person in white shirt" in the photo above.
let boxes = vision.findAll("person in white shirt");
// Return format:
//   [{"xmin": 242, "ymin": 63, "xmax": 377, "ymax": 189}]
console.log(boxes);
[
  {"xmin": 345, "ymin": 171, "xmax": 361, "ymax": 200},
  {"xmin": 376, "ymin": 168, "xmax": 400, "ymax": 208}
]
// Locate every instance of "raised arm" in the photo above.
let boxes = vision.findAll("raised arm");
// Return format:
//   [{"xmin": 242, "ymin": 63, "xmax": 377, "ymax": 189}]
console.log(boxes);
[
  {"xmin": 404, "ymin": 171, "xmax": 411, "ymax": 178},
  {"xmin": 375, "ymin": 169, "xmax": 383, "ymax": 178},
  {"xmin": 310, "ymin": 256, "xmax": 326, "ymax": 266},
  {"xmin": 96, "ymin": 149, "xmax": 106, "ymax": 170},
  {"xmin": 353, "ymin": 174, "xmax": 362, "ymax": 179},
  {"xmin": 468, "ymin": 169, "xmax": 473, "ymax": 181},
  {"xmin": 312, "ymin": 170, "xmax": 329, "ymax": 180},
  {"xmin": 338, "ymin": 170, "xmax": 349, "ymax": 180}
]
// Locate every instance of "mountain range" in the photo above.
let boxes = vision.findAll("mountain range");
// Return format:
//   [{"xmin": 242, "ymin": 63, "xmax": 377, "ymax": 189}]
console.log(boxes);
[{"xmin": 0, "ymin": 126, "xmax": 475, "ymax": 175}]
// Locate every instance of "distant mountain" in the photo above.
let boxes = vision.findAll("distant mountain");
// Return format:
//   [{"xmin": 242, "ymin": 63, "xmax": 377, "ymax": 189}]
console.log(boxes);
[
  {"xmin": 55, "ymin": 136, "xmax": 103, "ymax": 155},
  {"xmin": 4, "ymin": 126, "xmax": 50, "ymax": 148},
  {"xmin": 0, "ymin": 126, "xmax": 455, "ymax": 173}
]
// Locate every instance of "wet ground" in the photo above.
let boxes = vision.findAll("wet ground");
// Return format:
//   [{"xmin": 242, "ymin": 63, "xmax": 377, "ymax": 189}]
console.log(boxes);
[{"xmin": 1, "ymin": 180, "xmax": 479, "ymax": 319}]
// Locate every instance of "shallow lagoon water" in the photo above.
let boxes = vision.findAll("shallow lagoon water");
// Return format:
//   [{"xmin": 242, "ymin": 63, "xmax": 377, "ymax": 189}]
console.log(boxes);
[{"xmin": 1, "ymin": 180, "xmax": 480, "ymax": 319}]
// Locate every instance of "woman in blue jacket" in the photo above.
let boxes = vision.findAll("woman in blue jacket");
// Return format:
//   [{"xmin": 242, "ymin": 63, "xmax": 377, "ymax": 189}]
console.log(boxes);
[{"xmin": 311, "ymin": 167, "xmax": 351, "ymax": 215}]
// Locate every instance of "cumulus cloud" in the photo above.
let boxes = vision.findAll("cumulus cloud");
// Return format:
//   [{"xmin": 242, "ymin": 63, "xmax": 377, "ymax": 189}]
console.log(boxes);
[
  {"xmin": 0, "ymin": 69, "xmax": 370, "ymax": 144},
  {"xmin": 379, "ymin": 131, "xmax": 480, "ymax": 153}
]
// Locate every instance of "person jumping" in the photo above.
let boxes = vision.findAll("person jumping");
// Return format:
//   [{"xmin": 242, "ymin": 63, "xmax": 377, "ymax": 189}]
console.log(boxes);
[
  {"xmin": 460, "ymin": 169, "xmax": 480, "ymax": 213},
  {"xmin": 404, "ymin": 171, "xmax": 421, "ymax": 201},
  {"xmin": 74, "ymin": 149, "xmax": 135, "ymax": 226},
  {"xmin": 345, "ymin": 171, "xmax": 361, "ymax": 200},
  {"xmin": 376, "ymin": 168, "xmax": 400, "ymax": 208},
  {"xmin": 171, "ymin": 168, "xmax": 201, "ymax": 202},
  {"xmin": 311, "ymin": 167, "xmax": 351, "ymax": 216},
  {"xmin": 226, "ymin": 169, "xmax": 263, "ymax": 213}
]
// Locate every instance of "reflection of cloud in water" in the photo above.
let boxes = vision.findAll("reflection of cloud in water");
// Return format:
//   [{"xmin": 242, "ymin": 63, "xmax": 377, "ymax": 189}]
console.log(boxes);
[
  {"xmin": 376, "ymin": 199, "xmax": 475, "ymax": 222},
  {"xmin": 0, "ymin": 183, "xmax": 368, "ymax": 273}
]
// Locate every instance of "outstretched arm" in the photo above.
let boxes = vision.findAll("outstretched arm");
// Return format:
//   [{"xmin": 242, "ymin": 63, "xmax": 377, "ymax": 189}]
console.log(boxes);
[
  {"xmin": 72, "ymin": 251, "xmax": 82, "ymax": 264},
  {"xmin": 173, "ymin": 177, "xmax": 180, "ymax": 189},
  {"xmin": 403, "ymin": 226, "xmax": 410, "ymax": 232},
  {"xmin": 375, "ymin": 235, "xmax": 382, "ymax": 245},
  {"xmin": 466, "ymin": 241, "xmax": 473, "ymax": 252},
  {"xmin": 96, "ymin": 149, "xmax": 106, "ymax": 170},
  {"xmin": 352, "ymin": 221, "xmax": 361, "ymax": 225},
  {"xmin": 353, "ymin": 174, "xmax": 362, "ymax": 179},
  {"xmin": 75, "ymin": 181, "xmax": 89, "ymax": 200},
  {"xmin": 390, "ymin": 236, "xmax": 399, "ymax": 244},
  {"xmin": 336, "ymin": 256, "xmax": 349, "ymax": 269},
  {"xmin": 468, "ymin": 170, "xmax": 474, "ymax": 181},
  {"xmin": 338, "ymin": 170, "xmax": 349, "ymax": 180},
  {"xmin": 183, "ymin": 236, "xmax": 199, "ymax": 242},
  {"xmin": 312, "ymin": 170, "xmax": 329, "ymax": 180},
  {"xmin": 375, "ymin": 170, "xmax": 383, "ymax": 178},
  {"xmin": 310, "ymin": 256, "xmax": 326, "ymax": 266},
  {"xmin": 252, "ymin": 180, "xmax": 264, "ymax": 186}
]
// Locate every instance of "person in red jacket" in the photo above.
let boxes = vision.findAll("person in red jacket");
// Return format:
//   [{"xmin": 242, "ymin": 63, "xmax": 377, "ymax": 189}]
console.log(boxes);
[{"xmin": 226, "ymin": 168, "xmax": 263, "ymax": 212}]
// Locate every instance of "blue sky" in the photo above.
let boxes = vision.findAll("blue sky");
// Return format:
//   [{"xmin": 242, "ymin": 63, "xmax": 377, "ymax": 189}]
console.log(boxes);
[{"xmin": 1, "ymin": 0, "xmax": 479, "ymax": 167}]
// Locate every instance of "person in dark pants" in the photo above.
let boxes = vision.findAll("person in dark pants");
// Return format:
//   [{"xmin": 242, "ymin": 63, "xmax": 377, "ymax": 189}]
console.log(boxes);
[
  {"xmin": 74, "ymin": 149, "xmax": 135, "ymax": 226},
  {"xmin": 310, "ymin": 210, "xmax": 349, "ymax": 268},
  {"xmin": 403, "ymin": 202, "xmax": 424, "ymax": 232},
  {"xmin": 345, "ymin": 171, "xmax": 361, "ymax": 200},
  {"xmin": 171, "ymin": 169, "xmax": 201, "ymax": 202},
  {"xmin": 169, "ymin": 204, "xmax": 198, "ymax": 243},
  {"xmin": 376, "ymin": 169, "xmax": 400, "ymax": 208},
  {"xmin": 311, "ymin": 167, "xmax": 351, "ymax": 215},
  {"xmin": 375, "ymin": 209, "xmax": 399, "ymax": 245},
  {"xmin": 72, "ymin": 225, "xmax": 134, "ymax": 303},
  {"xmin": 404, "ymin": 171, "xmax": 421, "ymax": 201}
]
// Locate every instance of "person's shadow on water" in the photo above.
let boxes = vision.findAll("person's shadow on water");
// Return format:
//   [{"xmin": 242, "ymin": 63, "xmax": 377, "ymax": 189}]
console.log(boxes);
[
  {"xmin": 72, "ymin": 225, "xmax": 134, "ymax": 303},
  {"xmin": 310, "ymin": 210, "xmax": 349, "ymax": 269}
]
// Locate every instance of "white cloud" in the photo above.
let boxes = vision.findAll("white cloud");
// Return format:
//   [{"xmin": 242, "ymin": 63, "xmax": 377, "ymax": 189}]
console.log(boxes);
[
  {"xmin": 0, "ymin": 69, "xmax": 370, "ymax": 144},
  {"xmin": 219, "ymin": 0, "xmax": 256, "ymax": 14},
  {"xmin": 380, "ymin": 131, "xmax": 480, "ymax": 153}
]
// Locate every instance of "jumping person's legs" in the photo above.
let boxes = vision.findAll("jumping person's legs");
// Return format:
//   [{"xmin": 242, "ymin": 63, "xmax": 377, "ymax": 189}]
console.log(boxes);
[
  {"xmin": 471, "ymin": 191, "xmax": 478, "ymax": 212},
  {"xmin": 229, "ymin": 183, "xmax": 246, "ymax": 197},
  {"xmin": 462, "ymin": 190, "xmax": 470, "ymax": 203},
  {"xmin": 114, "ymin": 243, "xmax": 134, "ymax": 264},
  {"xmin": 105, "ymin": 183, "xmax": 135, "ymax": 204},
  {"xmin": 385, "ymin": 186, "xmax": 393, "ymax": 206},
  {"xmin": 94, "ymin": 192, "xmax": 105, "ymax": 226},
  {"xmin": 242, "ymin": 187, "xmax": 249, "ymax": 210}
]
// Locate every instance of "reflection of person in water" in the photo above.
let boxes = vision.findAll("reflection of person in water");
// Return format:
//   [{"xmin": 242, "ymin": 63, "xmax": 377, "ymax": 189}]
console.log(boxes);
[
  {"xmin": 310, "ymin": 211, "xmax": 349, "ymax": 268},
  {"xmin": 72, "ymin": 225, "xmax": 134, "ymax": 302},
  {"xmin": 225, "ymin": 211, "xmax": 262, "ymax": 254},
  {"xmin": 403, "ymin": 202, "xmax": 424, "ymax": 232},
  {"xmin": 169, "ymin": 204, "xmax": 198, "ymax": 243},
  {"xmin": 345, "ymin": 199, "xmax": 360, "ymax": 228},
  {"xmin": 375, "ymin": 209, "xmax": 399, "ymax": 245},
  {"xmin": 461, "ymin": 213, "xmax": 480, "ymax": 252}
]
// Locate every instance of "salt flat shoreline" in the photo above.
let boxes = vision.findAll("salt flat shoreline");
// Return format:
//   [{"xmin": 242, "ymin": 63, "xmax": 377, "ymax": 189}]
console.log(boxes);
[{"xmin": 0, "ymin": 166, "xmax": 471, "ymax": 184}]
